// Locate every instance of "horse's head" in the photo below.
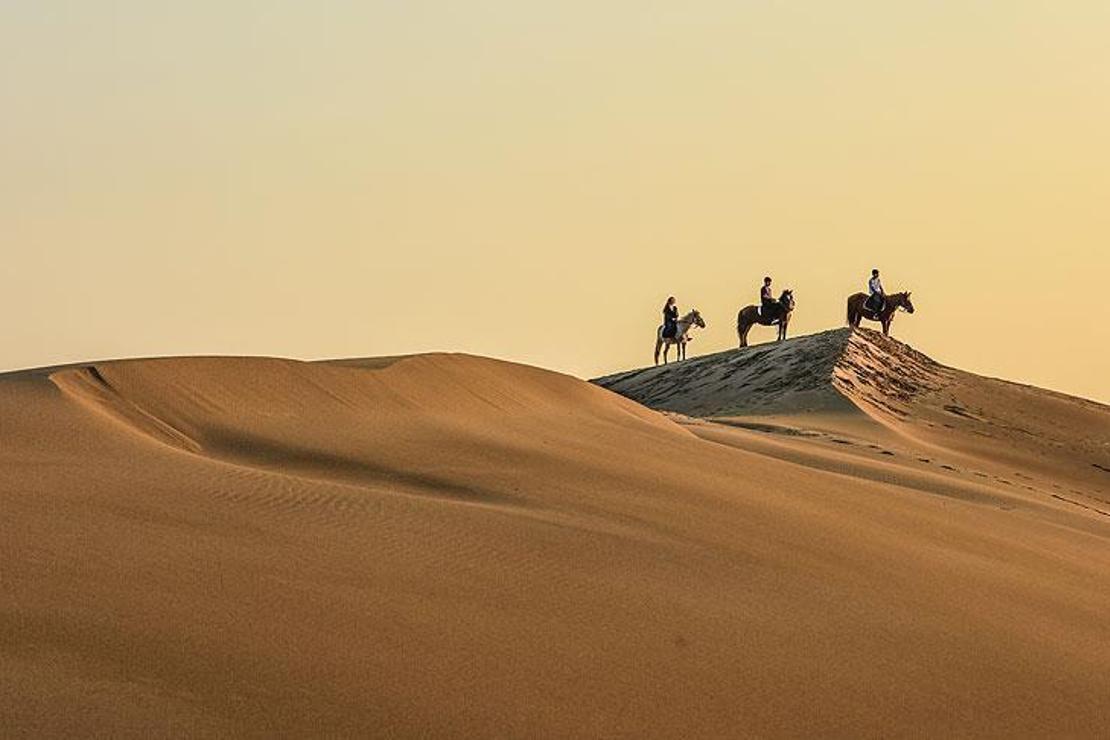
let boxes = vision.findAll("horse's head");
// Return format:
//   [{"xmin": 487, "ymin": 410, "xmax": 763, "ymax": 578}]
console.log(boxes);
[
  {"xmin": 899, "ymin": 291, "xmax": 915, "ymax": 313},
  {"xmin": 779, "ymin": 289, "xmax": 795, "ymax": 310},
  {"xmin": 688, "ymin": 309, "xmax": 707, "ymax": 328}
]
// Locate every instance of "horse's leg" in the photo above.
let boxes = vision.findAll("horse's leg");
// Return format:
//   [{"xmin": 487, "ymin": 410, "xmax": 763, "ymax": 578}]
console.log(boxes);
[
  {"xmin": 740, "ymin": 323, "xmax": 750, "ymax": 347},
  {"xmin": 882, "ymin": 316, "xmax": 891, "ymax": 335}
]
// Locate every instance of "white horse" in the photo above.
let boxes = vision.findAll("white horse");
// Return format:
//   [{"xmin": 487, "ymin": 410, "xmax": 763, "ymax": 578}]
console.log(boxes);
[{"xmin": 654, "ymin": 309, "xmax": 706, "ymax": 365}]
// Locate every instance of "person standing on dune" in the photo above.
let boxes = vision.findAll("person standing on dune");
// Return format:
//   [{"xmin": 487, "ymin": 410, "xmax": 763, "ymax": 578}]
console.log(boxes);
[{"xmin": 662, "ymin": 297, "xmax": 679, "ymax": 339}]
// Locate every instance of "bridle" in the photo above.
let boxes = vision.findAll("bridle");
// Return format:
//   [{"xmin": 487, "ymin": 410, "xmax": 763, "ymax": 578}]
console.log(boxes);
[
  {"xmin": 892, "ymin": 293, "xmax": 912, "ymax": 312},
  {"xmin": 682, "ymin": 311, "xmax": 705, "ymax": 329}
]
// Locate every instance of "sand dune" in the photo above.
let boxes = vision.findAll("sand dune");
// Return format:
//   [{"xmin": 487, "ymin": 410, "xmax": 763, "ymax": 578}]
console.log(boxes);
[
  {"xmin": 595, "ymin": 328, "xmax": 1110, "ymax": 506},
  {"xmin": 2, "ymin": 334, "xmax": 1109, "ymax": 736}
]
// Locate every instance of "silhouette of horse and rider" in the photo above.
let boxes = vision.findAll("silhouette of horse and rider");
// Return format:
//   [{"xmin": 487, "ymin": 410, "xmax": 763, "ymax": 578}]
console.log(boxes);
[
  {"xmin": 736, "ymin": 276, "xmax": 795, "ymax": 347},
  {"xmin": 655, "ymin": 296, "xmax": 705, "ymax": 365},
  {"xmin": 846, "ymin": 268, "xmax": 915, "ymax": 336},
  {"xmin": 653, "ymin": 269, "xmax": 915, "ymax": 364}
]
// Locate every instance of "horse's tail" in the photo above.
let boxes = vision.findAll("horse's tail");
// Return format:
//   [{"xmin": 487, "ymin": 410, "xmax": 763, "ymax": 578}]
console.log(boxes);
[
  {"xmin": 654, "ymin": 337, "xmax": 662, "ymax": 365},
  {"xmin": 846, "ymin": 297, "xmax": 854, "ymax": 327}
]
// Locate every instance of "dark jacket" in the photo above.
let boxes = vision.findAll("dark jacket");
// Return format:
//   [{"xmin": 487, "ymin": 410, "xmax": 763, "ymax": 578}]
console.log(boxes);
[{"xmin": 662, "ymin": 305, "xmax": 679, "ymax": 337}]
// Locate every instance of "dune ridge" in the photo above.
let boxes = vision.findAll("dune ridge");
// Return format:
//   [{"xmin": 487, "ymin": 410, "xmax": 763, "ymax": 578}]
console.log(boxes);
[
  {"xmin": 1, "ymin": 337, "xmax": 1108, "ymax": 736},
  {"xmin": 593, "ymin": 327, "xmax": 956, "ymax": 419},
  {"xmin": 595, "ymin": 328, "xmax": 1109, "ymax": 490}
]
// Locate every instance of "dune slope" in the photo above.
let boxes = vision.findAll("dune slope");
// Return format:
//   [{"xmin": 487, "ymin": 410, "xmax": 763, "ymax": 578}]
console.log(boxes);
[
  {"xmin": 1, "ymin": 342, "xmax": 1109, "ymax": 736},
  {"xmin": 596, "ymin": 328, "xmax": 1110, "ymax": 501}
]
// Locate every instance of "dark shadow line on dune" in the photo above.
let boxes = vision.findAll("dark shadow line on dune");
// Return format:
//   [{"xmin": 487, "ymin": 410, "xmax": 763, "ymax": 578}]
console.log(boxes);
[
  {"xmin": 708, "ymin": 419, "xmax": 825, "ymax": 438},
  {"xmin": 197, "ymin": 427, "xmax": 523, "ymax": 508},
  {"xmin": 53, "ymin": 367, "xmax": 523, "ymax": 509}
]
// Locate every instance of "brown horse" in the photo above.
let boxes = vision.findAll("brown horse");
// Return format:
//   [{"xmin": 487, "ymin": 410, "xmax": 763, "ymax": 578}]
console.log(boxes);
[
  {"xmin": 736, "ymin": 290, "xmax": 795, "ymax": 348},
  {"xmin": 847, "ymin": 291, "xmax": 915, "ymax": 335}
]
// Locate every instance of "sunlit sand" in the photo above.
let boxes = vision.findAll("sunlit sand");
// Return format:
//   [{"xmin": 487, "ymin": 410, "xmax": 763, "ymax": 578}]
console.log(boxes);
[{"xmin": 2, "ymin": 328, "xmax": 1107, "ymax": 735}]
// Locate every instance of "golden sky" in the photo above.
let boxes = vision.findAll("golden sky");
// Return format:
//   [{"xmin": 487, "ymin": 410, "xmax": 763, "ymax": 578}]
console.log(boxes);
[{"xmin": 3, "ymin": 2, "xmax": 1108, "ymax": 402}]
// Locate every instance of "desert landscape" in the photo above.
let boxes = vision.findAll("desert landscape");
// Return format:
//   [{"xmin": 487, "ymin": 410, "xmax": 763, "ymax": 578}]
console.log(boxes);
[
  {"xmin": 2, "ymin": 328, "xmax": 1108, "ymax": 736},
  {"xmin": 6, "ymin": 2, "xmax": 1110, "ymax": 736}
]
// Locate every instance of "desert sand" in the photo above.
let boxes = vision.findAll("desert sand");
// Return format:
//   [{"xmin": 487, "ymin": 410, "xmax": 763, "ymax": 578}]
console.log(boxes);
[{"xmin": 2, "ymin": 328, "xmax": 1109, "ymax": 736}]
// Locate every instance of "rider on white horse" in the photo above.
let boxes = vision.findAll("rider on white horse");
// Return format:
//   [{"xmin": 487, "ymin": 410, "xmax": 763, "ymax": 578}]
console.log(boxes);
[{"xmin": 654, "ymin": 304, "xmax": 705, "ymax": 364}]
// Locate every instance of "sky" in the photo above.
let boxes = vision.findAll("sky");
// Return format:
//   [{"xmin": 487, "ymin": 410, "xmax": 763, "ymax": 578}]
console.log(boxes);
[{"xmin": 2, "ymin": 1, "xmax": 1108, "ymax": 402}]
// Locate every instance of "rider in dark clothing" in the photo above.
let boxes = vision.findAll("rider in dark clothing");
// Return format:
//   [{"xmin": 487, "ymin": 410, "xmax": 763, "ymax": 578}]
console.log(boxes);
[
  {"xmin": 662, "ymin": 296, "xmax": 679, "ymax": 339},
  {"xmin": 760, "ymin": 277, "xmax": 777, "ymax": 318}
]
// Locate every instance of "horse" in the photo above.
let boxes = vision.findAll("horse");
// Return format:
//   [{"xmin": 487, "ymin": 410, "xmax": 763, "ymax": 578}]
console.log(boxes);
[
  {"xmin": 847, "ymin": 291, "xmax": 915, "ymax": 335},
  {"xmin": 736, "ymin": 290, "xmax": 795, "ymax": 348},
  {"xmin": 654, "ymin": 309, "xmax": 706, "ymax": 365}
]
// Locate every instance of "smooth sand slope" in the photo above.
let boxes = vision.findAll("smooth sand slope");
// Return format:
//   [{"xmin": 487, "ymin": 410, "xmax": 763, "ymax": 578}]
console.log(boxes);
[{"xmin": 2, "ymin": 331, "xmax": 1109, "ymax": 736}]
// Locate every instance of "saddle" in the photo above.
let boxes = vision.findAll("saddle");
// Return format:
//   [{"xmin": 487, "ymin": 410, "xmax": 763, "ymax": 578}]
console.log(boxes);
[
  {"xmin": 759, "ymin": 302, "xmax": 782, "ymax": 323},
  {"xmin": 662, "ymin": 322, "xmax": 678, "ymax": 340},
  {"xmin": 865, "ymin": 294, "xmax": 885, "ymax": 313}
]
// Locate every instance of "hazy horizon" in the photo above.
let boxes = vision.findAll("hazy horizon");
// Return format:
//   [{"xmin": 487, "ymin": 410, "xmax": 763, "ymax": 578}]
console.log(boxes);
[{"xmin": 3, "ymin": 2, "xmax": 1108, "ymax": 403}]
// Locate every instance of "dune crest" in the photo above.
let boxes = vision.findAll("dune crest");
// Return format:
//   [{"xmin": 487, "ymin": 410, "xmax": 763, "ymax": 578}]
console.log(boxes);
[
  {"xmin": 594, "ymin": 327, "xmax": 952, "ymax": 418},
  {"xmin": 595, "ymin": 328, "xmax": 1109, "ymax": 498}
]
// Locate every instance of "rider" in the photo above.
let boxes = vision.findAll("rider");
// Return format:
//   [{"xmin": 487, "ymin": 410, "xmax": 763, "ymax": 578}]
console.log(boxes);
[
  {"xmin": 867, "ymin": 269, "xmax": 885, "ymax": 312},
  {"xmin": 662, "ymin": 296, "xmax": 679, "ymax": 339},
  {"xmin": 759, "ymin": 277, "xmax": 777, "ymax": 318}
]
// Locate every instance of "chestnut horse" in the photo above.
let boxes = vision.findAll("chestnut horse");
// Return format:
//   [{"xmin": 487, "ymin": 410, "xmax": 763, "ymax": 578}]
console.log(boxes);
[
  {"xmin": 847, "ymin": 291, "xmax": 915, "ymax": 335},
  {"xmin": 736, "ymin": 290, "xmax": 795, "ymax": 348},
  {"xmin": 654, "ymin": 309, "xmax": 706, "ymax": 365}
]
